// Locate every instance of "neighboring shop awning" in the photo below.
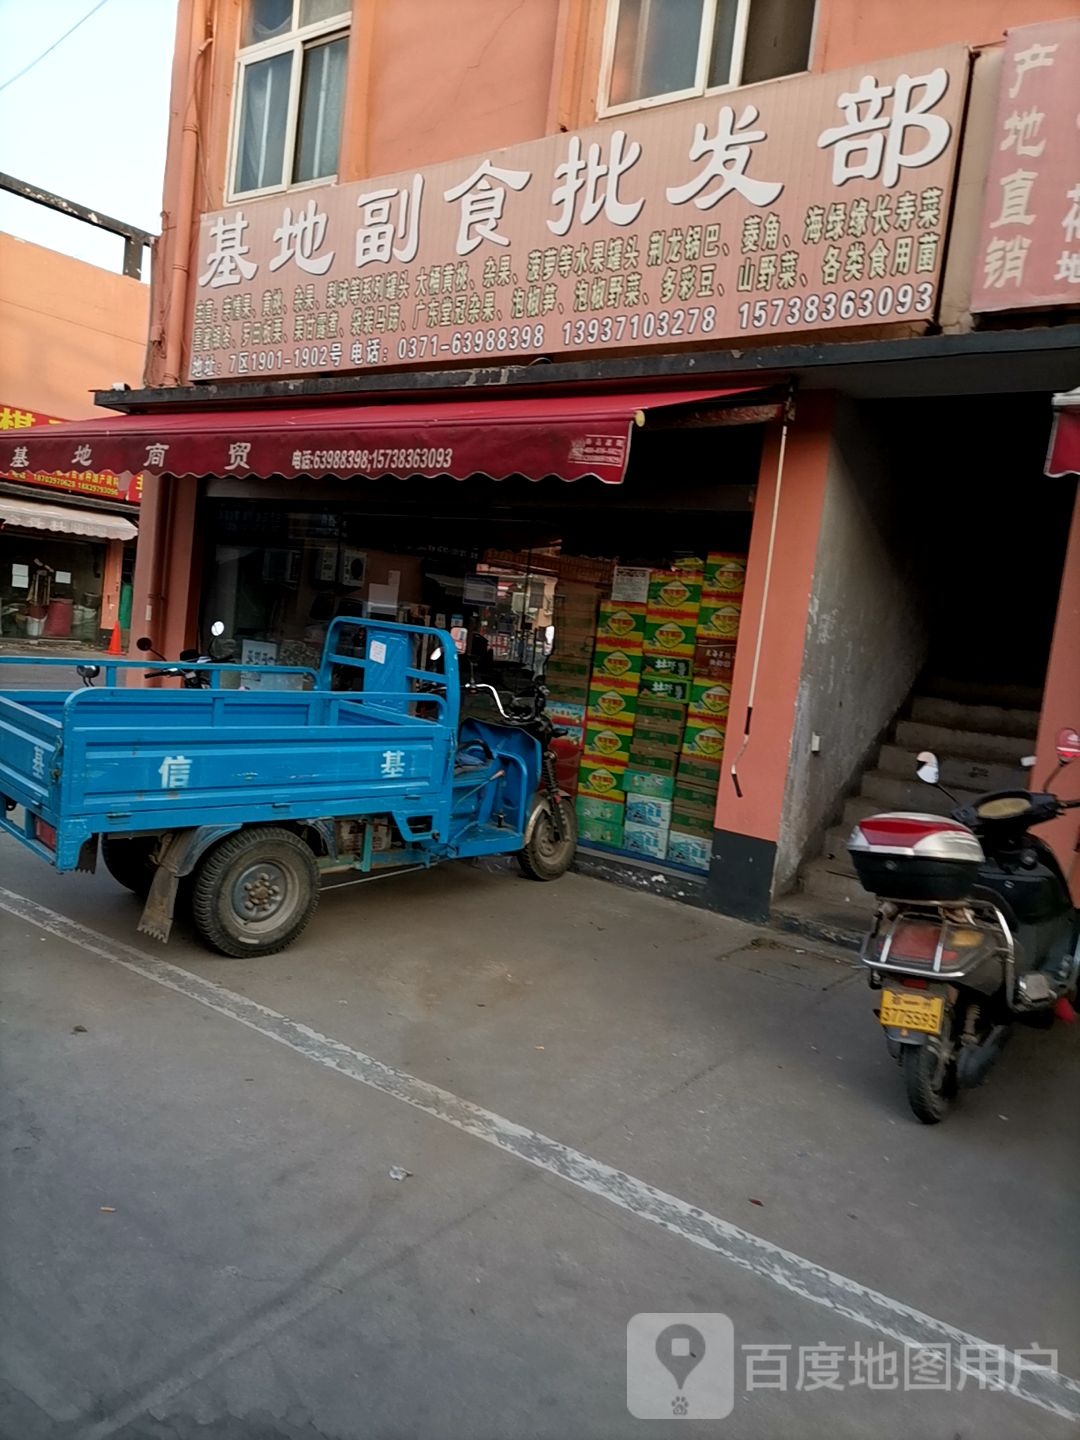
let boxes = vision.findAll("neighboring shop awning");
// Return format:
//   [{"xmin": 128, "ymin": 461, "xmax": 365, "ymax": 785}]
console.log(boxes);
[
  {"xmin": 1047, "ymin": 391, "xmax": 1080, "ymax": 477},
  {"xmin": 0, "ymin": 387, "xmax": 778, "ymax": 485},
  {"xmin": 0, "ymin": 496, "xmax": 138, "ymax": 541}
]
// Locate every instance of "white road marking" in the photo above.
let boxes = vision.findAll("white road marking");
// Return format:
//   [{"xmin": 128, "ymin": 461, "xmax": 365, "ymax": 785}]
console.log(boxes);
[{"xmin": 3, "ymin": 885, "xmax": 1078, "ymax": 1425}]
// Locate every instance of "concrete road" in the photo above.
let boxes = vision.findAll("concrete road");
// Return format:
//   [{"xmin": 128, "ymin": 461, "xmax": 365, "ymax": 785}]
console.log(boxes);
[{"xmin": 0, "ymin": 833, "xmax": 1078, "ymax": 1440}]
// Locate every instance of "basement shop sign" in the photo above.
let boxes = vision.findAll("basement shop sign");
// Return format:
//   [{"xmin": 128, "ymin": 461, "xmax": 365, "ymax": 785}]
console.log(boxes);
[{"xmin": 190, "ymin": 45, "xmax": 968, "ymax": 382}]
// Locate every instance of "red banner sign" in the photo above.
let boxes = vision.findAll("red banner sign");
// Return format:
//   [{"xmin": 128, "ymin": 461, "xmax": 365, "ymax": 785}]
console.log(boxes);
[
  {"xmin": 189, "ymin": 46, "xmax": 968, "ymax": 383},
  {"xmin": 972, "ymin": 18, "xmax": 1080, "ymax": 312},
  {"xmin": 0, "ymin": 404, "xmax": 141, "ymax": 503}
]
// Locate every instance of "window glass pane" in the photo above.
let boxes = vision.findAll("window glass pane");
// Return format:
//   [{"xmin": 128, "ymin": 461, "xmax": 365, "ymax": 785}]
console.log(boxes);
[
  {"xmin": 706, "ymin": 0, "xmax": 740, "ymax": 88},
  {"xmin": 300, "ymin": 0, "xmax": 350, "ymax": 25},
  {"xmin": 609, "ymin": 0, "xmax": 705, "ymax": 106},
  {"xmin": 243, "ymin": 0, "xmax": 292, "ymax": 47},
  {"xmin": 293, "ymin": 36, "xmax": 347, "ymax": 183},
  {"xmin": 235, "ymin": 50, "xmax": 291, "ymax": 193},
  {"xmin": 741, "ymin": 0, "xmax": 815, "ymax": 84}
]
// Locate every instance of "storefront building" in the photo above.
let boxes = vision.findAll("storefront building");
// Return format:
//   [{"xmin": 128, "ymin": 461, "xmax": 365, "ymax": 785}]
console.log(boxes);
[{"xmin": 10, "ymin": 1, "xmax": 1078, "ymax": 921}]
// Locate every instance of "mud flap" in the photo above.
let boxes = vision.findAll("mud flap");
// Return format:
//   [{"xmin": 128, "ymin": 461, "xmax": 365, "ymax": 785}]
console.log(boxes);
[{"xmin": 137, "ymin": 832, "xmax": 182, "ymax": 943}]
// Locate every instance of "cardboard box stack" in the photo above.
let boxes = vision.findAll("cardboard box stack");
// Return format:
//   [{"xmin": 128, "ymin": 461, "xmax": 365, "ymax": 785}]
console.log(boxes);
[
  {"xmin": 670, "ymin": 553, "xmax": 747, "ymax": 871},
  {"xmin": 544, "ymin": 582, "xmax": 598, "ymax": 719},
  {"xmin": 576, "ymin": 600, "xmax": 645, "ymax": 846}
]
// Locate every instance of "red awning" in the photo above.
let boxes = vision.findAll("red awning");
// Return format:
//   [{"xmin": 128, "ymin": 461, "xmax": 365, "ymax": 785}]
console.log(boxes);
[
  {"xmin": 0, "ymin": 386, "xmax": 775, "ymax": 485},
  {"xmin": 1046, "ymin": 396, "xmax": 1080, "ymax": 477}
]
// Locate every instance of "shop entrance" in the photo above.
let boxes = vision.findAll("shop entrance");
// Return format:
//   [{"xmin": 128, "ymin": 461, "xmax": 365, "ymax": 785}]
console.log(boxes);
[{"xmin": 201, "ymin": 420, "xmax": 765, "ymax": 884}]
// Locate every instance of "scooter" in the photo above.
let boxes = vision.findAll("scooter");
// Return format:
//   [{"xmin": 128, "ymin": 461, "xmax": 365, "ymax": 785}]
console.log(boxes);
[
  {"xmin": 462, "ymin": 677, "xmax": 578, "ymax": 880},
  {"xmin": 135, "ymin": 620, "xmax": 236, "ymax": 688},
  {"xmin": 849, "ymin": 726, "xmax": 1080, "ymax": 1123}
]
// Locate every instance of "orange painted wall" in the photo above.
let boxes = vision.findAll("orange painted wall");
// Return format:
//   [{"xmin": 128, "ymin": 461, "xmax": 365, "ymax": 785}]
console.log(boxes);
[
  {"xmin": 0, "ymin": 233, "xmax": 148, "ymax": 419},
  {"xmin": 813, "ymin": 0, "xmax": 1080, "ymax": 69},
  {"xmin": 714, "ymin": 395, "xmax": 835, "ymax": 846},
  {"xmin": 1033, "ymin": 484, "xmax": 1080, "ymax": 904}
]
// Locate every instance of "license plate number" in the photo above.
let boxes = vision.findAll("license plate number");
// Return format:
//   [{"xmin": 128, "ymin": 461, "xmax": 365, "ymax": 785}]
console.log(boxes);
[{"xmin": 880, "ymin": 988, "xmax": 945, "ymax": 1035}]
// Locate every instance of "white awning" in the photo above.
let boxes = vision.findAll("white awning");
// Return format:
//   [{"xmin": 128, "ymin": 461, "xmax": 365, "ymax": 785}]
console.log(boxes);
[{"xmin": 0, "ymin": 496, "xmax": 137, "ymax": 541}]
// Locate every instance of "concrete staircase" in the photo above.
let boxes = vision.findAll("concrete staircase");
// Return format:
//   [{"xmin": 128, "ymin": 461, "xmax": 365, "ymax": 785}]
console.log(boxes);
[{"xmin": 773, "ymin": 687, "xmax": 1041, "ymax": 947}]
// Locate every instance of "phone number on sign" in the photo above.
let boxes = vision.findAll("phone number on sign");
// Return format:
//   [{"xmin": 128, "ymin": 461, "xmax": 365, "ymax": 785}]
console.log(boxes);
[
  {"xmin": 301, "ymin": 447, "xmax": 455, "ymax": 472},
  {"xmin": 738, "ymin": 282, "xmax": 934, "ymax": 331}
]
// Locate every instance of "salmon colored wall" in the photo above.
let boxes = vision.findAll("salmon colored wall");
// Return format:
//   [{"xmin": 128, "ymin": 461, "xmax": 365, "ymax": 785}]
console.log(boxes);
[
  {"xmin": 0, "ymin": 234, "xmax": 148, "ymax": 419},
  {"xmin": 813, "ymin": 0, "xmax": 1080, "ymax": 69},
  {"xmin": 714, "ymin": 394, "xmax": 835, "ymax": 847},
  {"xmin": 1033, "ymin": 484, "xmax": 1080, "ymax": 904}
]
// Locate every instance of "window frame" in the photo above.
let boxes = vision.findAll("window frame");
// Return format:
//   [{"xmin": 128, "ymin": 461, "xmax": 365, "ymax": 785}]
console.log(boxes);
[
  {"xmin": 226, "ymin": 1, "xmax": 351, "ymax": 204},
  {"xmin": 596, "ymin": 0, "xmax": 814, "ymax": 119}
]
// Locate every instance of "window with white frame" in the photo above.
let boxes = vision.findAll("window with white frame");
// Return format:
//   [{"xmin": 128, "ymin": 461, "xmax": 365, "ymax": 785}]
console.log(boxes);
[
  {"xmin": 231, "ymin": 0, "xmax": 350, "ymax": 199},
  {"xmin": 602, "ymin": 0, "xmax": 815, "ymax": 113}
]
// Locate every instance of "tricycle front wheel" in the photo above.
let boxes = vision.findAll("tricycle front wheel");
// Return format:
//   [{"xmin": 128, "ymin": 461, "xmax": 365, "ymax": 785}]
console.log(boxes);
[
  {"xmin": 518, "ymin": 796, "xmax": 577, "ymax": 881},
  {"xmin": 191, "ymin": 826, "xmax": 319, "ymax": 957}
]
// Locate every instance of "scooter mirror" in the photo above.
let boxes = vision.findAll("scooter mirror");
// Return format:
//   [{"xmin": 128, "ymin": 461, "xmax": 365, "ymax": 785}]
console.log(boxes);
[
  {"xmin": 179, "ymin": 648, "xmax": 199, "ymax": 662},
  {"xmin": 916, "ymin": 750, "xmax": 940, "ymax": 786},
  {"xmin": 210, "ymin": 620, "xmax": 226, "ymax": 637},
  {"xmin": 1056, "ymin": 727, "xmax": 1080, "ymax": 764},
  {"xmin": 135, "ymin": 636, "xmax": 154, "ymax": 652}
]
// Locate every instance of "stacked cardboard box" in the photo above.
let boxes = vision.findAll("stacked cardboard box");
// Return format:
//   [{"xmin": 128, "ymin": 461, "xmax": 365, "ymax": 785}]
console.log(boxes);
[
  {"xmin": 545, "ymin": 582, "xmax": 598, "ymax": 709},
  {"xmin": 576, "ymin": 600, "xmax": 645, "ymax": 846},
  {"xmin": 643, "ymin": 570, "xmax": 701, "ymax": 662}
]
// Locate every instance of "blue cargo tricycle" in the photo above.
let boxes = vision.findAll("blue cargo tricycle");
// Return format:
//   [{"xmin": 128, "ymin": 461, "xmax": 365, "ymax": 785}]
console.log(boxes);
[{"xmin": 0, "ymin": 619, "xmax": 576, "ymax": 956}]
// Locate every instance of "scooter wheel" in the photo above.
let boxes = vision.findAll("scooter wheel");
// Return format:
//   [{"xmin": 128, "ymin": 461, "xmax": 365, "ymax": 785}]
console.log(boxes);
[
  {"xmin": 518, "ymin": 797, "xmax": 577, "ymax": 881},
  {"xmin": 902, "ymin": 1043, "xmax": 957, "ymax": 1125}
]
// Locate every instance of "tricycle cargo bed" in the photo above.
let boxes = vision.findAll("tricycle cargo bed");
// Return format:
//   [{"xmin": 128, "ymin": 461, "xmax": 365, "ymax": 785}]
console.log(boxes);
[{"xmin": 0, "ymin": 687, "xmax": 454, "ymax": 869}]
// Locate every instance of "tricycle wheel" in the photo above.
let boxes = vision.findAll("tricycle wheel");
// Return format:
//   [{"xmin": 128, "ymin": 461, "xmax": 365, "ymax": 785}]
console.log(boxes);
[
  {"xmin": 101, "ymin": 835, "xmax": 159, "ymax": 899},
  {"xmin": 517, "ymin": 796, "xmax": 577, "ymax": 881},
  {"xmin": 191, "ymin": 826, "xmax": 319, "ymax": 958}
]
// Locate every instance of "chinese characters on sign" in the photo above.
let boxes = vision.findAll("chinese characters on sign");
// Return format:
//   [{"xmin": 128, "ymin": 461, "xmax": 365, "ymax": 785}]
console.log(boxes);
[
  {"xmin": 189, "ymin": 47, "xmax": 968, "ymax": 381},
  {"xmin": 0, "ymin": 405, "xmax": 141, "ymax": 503},
  {"xmin": 973, "ymin": 18, "xmax": 1080, "ymax": 310}
]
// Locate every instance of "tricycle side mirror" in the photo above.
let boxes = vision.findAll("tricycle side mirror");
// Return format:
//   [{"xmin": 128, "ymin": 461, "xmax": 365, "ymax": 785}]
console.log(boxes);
[
  {"xmin": 136, "ymin": 636, "xmax": 154, "ymax": 652},
  {"xmin": 1056, "ymin": 727, "xmax": 1080, "ymax": 765},
  {"xmin": 916, "ymin": 751, "xmax": 940, "ymax": 786}
]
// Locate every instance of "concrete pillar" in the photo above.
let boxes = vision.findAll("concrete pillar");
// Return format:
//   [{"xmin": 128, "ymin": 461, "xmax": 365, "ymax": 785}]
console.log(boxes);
[{"xmin": 707, "ymin": 393, "xmax": 835, "ymax": 921}]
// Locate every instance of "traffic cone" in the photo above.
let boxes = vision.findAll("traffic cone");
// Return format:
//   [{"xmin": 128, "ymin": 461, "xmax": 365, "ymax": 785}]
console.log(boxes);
[{"xmin": 107, "ymin": 624, "xmax": 123, "ymax": 656}]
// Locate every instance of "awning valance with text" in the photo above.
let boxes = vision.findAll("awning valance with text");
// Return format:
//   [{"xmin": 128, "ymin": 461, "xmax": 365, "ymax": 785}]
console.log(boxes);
[
  {"xmin": 0, "ymin": 387, "xmax": 778, "ymax": 486},
  {"xmin": 0, "ymin": 496, "xmax": 138, "ymax": 541}
]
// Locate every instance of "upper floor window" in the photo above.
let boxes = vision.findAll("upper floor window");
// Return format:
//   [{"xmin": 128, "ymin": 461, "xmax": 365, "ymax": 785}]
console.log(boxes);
[
  {"xmin": 601, "ymin": 0, "xmax": 815, "ymax": 114},
  {"xmin": 231, "ymin": 0, "xmax": 350, "ymax": 199}
]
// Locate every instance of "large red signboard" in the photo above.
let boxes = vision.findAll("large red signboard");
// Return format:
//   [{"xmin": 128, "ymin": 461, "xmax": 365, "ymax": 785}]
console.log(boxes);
[
  {"xmin": 972, "ymin": 18, "xmax": 1080, "ymax": 312},
  {"xmin": 189, "ymin": 46, "xmax": 969, "ymax": 383},
  {"xmin": 0, "ymin": 404, "xmax": 141, "ymax": 504}
]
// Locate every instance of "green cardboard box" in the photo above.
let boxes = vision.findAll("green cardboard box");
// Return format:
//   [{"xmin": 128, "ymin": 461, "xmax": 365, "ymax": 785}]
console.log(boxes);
[
  {"xmin": 591, "ymin": 645, "xmax": 643, "ymax": 684},
  {"xmin": 688, "ymin": 679, "xmax": 732, "ymax": 722},
  {"xmin": 596, "ymin": 601, "xmax": 646, "ymax": 644},
  {"xmin": 678, "ymin": 754, "xmax": 724, "ymax": 787},
  {"xmin": 576, "ymin": 792, "xmax": 625, "ymax": 822},
  {"xmin": 577, "ymin": 758, "xmax": 627, "ymax": 801},
  {"xmin": 625, "ymin": 769, "xmax": 676, "ymax": 800},
  {"xmin": 628, "ymin": 747, "xmax": 679, "ymax": 777},
  {"xmin": 681, "ymin": 717, "xmax": 727, "ymax": 762},
  {"xmin": 667, "ymin": 830, "xmax": 712, "ymax": 871},
  {"xmin": 642, "ymin": 653, "xmax": 693, "ymax": 680},
  {"xmin": 583, "ymin": 720, "xmax": 633, "ymax": 768},
  {"xmin": 639, "ymin": 675, "xmax": 692, "ymax": 703}
]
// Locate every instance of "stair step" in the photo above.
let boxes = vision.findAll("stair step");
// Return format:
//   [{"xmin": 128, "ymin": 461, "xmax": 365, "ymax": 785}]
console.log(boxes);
[
  {"xmin": 859, "ymin": 772, "xmax": 982, "ymax": 813},
  {"xmin": 894, "ymin": 720, "xmax": 1033, "ymax": 764},
  {"xmin": 878, "ymin": 743, "xmax": 1025, "ymax": 794},
  {"xmin": 799, "ymin": 857, "xmax": 877, "ymax": 911},
  {"xmin": 910, "ymin": 696, "xmax": 1040, "ymax": 740}
]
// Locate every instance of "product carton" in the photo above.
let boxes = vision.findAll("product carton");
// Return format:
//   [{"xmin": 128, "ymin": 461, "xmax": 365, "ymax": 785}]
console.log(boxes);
[
  {"xmin": 575, "ymin": 794, "xmax": 625, "ymax": 847},
  {"xmin": 628, "ymin": 746, "xmax": 679, "ymax": 777},
  {"xmin": 546, "ymin": 700, "xmax": 586, "ymax": 743},
  {"xmin": 693, "ymin": 639, "xmax": 737, "ymax": 683},
  {"xmin": 586, "ymin": 678, "xmax": 638, "ymax": 726},
  {"xmin": 625, "ymin": 794, "xmax": 674, "ymax": 829},
  {"xmin": 643, "ymin": 615, "xmax": 697, "ymax": 657},
  {"xmin": 623, "ymin": 820, "xmax": 670, "ymax": 860},
  {"xmin": 576, "ymin": 792, "xmax": 625, "ymax": 822},
  {"xmin": 697, "ymin": 600, "xmax": 744, "ymax": 642},
  {"xmin": 591, "ymin": 643, "xmax": 643, "ymax": 684},
  {"xmin": 688, "ymin": 679, "xmax": 732, "ymax": 723},
  {"xmin": 642, "ymin": 653, "xmax": 693, "ymax": 680},
  {"xmin": 595, "ymin": 601, "xmax": 646, "ymax": 645},
  {"xmin": 583, "ymin": 720, "xmax": 633, "ymax": 768},
  {"xmin": 667, "ymin": 830, "xmax": 712, "ymax": 871},
  {"xmin": 681, "ymin": 717, "xmax": 728, "ymax": 762},
  {"xmin": 577, "ymin": 759, "xmax": 626, "ymax": 801},
  {"xmin": 639, "ymin": 674, "xmax": 692, "ymax": 703},
  {"xmin": 702, "ymin": 552, "xmax": 747, "ymax": 599},
  {"xmin": 646, "ymin": 572, "xmax": 703, "ymax": 614},
  {"xmin": 625, "ymin": 769, "xmax": 676, "ymax": 800},
  {"xmin": 678, "ymin": 753, "xmax": 724, "ymax": 787}
]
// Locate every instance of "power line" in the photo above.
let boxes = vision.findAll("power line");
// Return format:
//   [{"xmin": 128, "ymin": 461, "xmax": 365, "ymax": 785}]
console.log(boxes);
[{"xmin": 0, "ymin": 0, "xmax": 113, "ymax": 96}]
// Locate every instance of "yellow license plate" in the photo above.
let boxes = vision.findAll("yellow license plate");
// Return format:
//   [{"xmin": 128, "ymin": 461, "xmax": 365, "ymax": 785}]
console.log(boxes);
[{"xmin": 879, "ymin": 989, "xmax": 945, "ymax": 1035}]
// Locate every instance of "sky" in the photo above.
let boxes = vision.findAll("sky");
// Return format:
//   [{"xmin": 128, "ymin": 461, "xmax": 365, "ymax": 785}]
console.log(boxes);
[{"xmin": 0, "ymin": 0, "xmax": 178, "ymax": 276}]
